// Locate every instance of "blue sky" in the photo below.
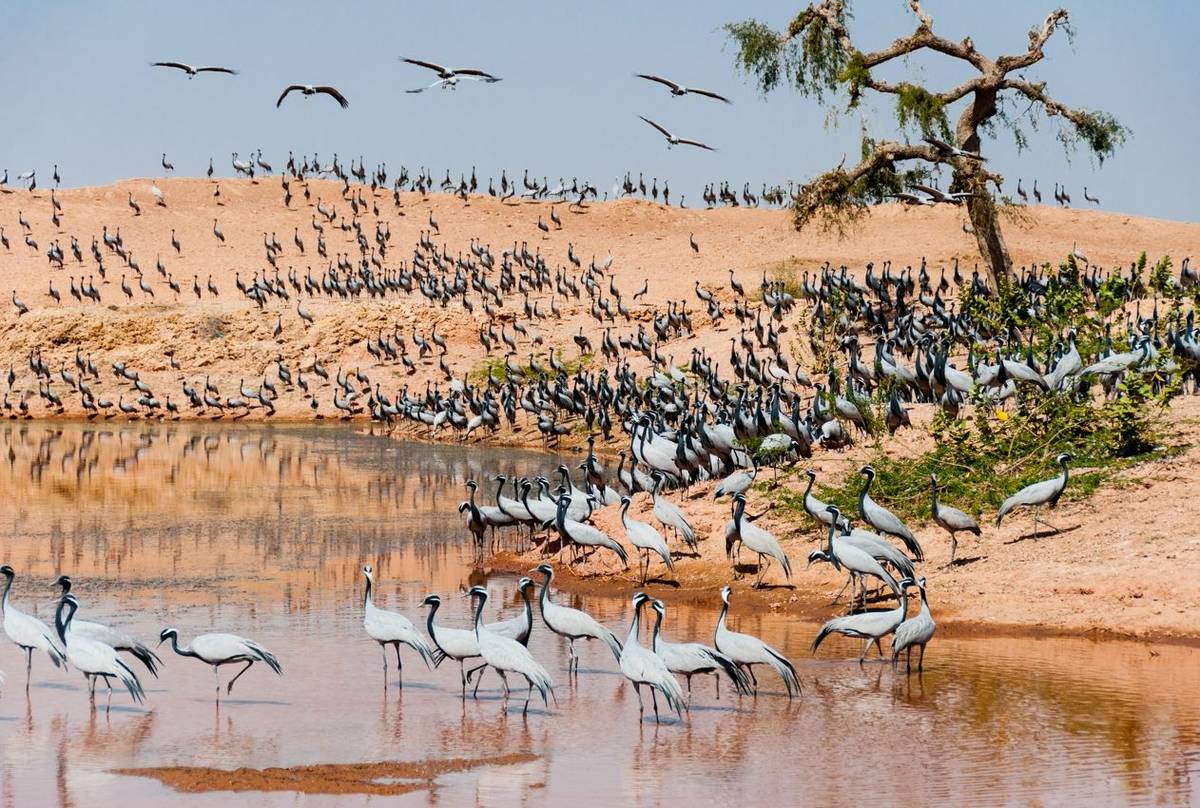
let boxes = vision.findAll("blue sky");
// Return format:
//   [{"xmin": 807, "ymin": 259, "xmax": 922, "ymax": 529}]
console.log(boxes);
[{"xmin": 1, "ymin": 1, "xmax": 1194, "ymax": 221}]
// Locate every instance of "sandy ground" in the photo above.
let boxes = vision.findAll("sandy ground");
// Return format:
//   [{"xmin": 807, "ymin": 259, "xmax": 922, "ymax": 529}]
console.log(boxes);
[
  {"xmin": 1, "ymin": 178, "xmax": 1197, "ymax": 640},
  {"xmin": 114, "ymin": 753, "xmax": 540, "ymax": 796}
]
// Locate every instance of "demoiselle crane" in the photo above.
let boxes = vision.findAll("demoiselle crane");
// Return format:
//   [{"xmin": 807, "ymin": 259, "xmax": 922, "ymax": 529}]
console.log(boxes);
[
  {"xmin": 361, "ymin": 565, "xmax": 439, "ymax": 688},
  {"xmin": 1, "ymin": 565, "xmax": 67, "ymax": 689},
  {"xmin": 619, "ymin": 593, "xmax": 686, "ymax": 723},
  {"xmin": 714, "ymin": 586, "xmax": 800, "ymax": 698},
  {"xmin": 158, "ymin": 626, "xmax": 281, "ymax": 700},
  {"xmin": 532, "ymin": 564, "xmax": 622, "ymax": 675},
  {"xmin": 467, "ymin": 586, "xmax": 553, "ymax": 714}
]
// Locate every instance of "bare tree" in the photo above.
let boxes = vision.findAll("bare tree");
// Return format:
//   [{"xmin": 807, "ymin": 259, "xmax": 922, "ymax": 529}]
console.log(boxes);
[{"xmin": 726, "ymin": 0, "xmax": 1127, "ymax": 287}]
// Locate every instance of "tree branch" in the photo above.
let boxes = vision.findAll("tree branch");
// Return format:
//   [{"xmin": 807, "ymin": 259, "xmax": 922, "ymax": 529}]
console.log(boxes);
[{"xmin": 997, "ymin": 8, "xmax": 1070, "ymax": 71}]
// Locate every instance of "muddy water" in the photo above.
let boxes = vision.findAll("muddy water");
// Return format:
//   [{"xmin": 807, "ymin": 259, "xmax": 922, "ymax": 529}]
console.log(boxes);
[{"xmin": 0, "ymin": 422, "xmax": 1197, "ymax": 807}]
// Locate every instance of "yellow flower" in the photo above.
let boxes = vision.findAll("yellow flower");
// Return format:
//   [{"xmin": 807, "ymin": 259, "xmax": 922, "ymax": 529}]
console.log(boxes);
[{"xmin": 996, "ymin": 409, "xmax": 1010, "ymax": 422}]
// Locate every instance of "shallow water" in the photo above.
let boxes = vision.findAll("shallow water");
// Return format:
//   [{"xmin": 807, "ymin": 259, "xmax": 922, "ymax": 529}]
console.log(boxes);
[{"xmin": 0, "ymin": 421, "xmax": 1197, "ymax": 807}]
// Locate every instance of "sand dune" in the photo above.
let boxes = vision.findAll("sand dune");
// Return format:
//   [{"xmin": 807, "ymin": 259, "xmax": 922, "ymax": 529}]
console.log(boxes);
[{"xmin": 0, "ymin": 177, "xmax": 1194, "ymax": 423}]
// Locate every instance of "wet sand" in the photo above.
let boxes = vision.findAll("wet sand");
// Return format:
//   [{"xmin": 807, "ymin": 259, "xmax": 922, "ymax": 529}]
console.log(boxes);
[
  {"xmin": 115, "ymin": 752, "xmax": 539, "ymax": 797},
  {"xmin": 0, "ymin": 422, "xmax": 1197, "ymax": 806}
]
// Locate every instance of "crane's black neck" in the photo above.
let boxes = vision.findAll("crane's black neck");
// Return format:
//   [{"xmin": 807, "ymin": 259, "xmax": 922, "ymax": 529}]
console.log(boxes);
[
  {"xmin": 424, "ymin": 599, "xmax": 441, "ymax": 640},
  {"xmin": 54, "ymin": 596, "xmax": 75, "ymax": 644}
]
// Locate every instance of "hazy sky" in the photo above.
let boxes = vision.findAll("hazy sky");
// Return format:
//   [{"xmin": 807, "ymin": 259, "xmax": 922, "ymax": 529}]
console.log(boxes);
[{"xmin": 1, "ymin": 1, "xmax": 1195, "ymax": 221}]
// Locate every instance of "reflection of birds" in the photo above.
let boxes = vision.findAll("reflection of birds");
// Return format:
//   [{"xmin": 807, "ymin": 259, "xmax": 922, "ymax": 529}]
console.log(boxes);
[
  {"xmin": 635, "ymin": 74, "xmax": 731, "ymax": 103},
  {"xmin": 151, "ymin": 61, "xmax": 237, "ymax": 78},
  {"xmin": 2, "ymin": 565, "xmax": 67, "ymax": 689},
  {"xmin": 53, "ymin": 575, "xmax": 161, "ymax": 676},
  {"xmin": 158, "ymin": 626, "xmax": 282, "ymax": 701},
  {"xmin": 361, "ymin": 566, "xmax": 438, "ymax": 688},
  {"xmin": 619, "ymin": 594, "xmax": 685, "ymax": 723},
  {"xmin": 58, "ymin": 594, "xmax": 145, "ymax": 706},
  {"xmin": 638, "ymin": 116, "xmax": 716, "ymax": 151},
  {"xmin": 276, "ymin": 84, "xmax": 349, "ymax": 109}
]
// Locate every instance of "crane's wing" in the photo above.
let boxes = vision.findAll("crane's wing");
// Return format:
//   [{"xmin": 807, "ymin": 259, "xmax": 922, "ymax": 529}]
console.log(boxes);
[
  {"xmin": 315, "ymin": 86, "xmax": 350, "ymax": 108},
  {"xmin": 196, "ymin": 66, "xmax": 238, "ymax": 75},
  {"xmin": 687, "ymin": 87, "xmax": 732, "ymax": 104},
  {"xmin": 638, "ymin": 116, "xmax": 672, "ymax": 139},
  {"xmin": 452, "ymin": 68, "xmax": 500, "ymax": 81},
  {"xmin": 152, "ymin": 61, "xmax": 192, "ymax": 72},
  {"xmin": 922, "ymin": 135, "xmax": 953, "ymax": 152},
  {"xmin": 276, "ymin": 85, "xmax": 303, "ymax": 107},
  {"xmin": 677, "ymin": 138, "xmax": 716, "ymax": 152},
  {"xmin": 908, "ymin": 183, "xmax": 945, "ymax": 199},
  {"xmin": 635, "ymin": 74, "xmax": 681, "ymax": 92},
  {"xmin": 401, "ymin": 57, "xmax": 448, "ymax": 74},
  {"xmin": 406, "ymin": 80, "xmax": 442, "ymax": 94}
]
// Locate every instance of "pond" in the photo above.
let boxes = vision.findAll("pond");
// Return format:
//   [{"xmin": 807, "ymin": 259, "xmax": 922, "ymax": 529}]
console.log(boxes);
[{"xmin": 0, "ymin": 422, "xmax": 1196, "ymax": 806}]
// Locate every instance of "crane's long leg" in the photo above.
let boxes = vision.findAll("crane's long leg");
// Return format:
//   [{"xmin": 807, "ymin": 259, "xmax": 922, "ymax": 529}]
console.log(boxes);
[
  {"xmin": 459, "ymin": 659, "xmax": 466, "ymax": 698},
  {"xmin": 651, "ymin": 688, "xmax": 661, "ymax": 724},
  {"xmin": 498, "ymin": 671, "xmax": 510, "ymax": 706},
  {"xmin": 524, "ymin": 679, "xmax": 533, "ymax": 715},
  {"xmin": 567, "ymin": 638, "xmax": 577, "ymax": 678},
  {"xmin": 394, "ymin": 643, "xmax": 404, "ymax": 689},
  {"xmin": 918, "ymin": 643, "xmax": 927, "ymax": 672},
  {"xmin": 468, "ymin": 663, "xmax": 487, "ymax": 697},
  {"xmin": 213, "ymin": 666, "xmax": 221, "ymax": 702},
  {"xmin": 754, "ymin": 555, "xmax": 770, "ymax": 589},
  {"xmin": 949, "ymin": 533, "xmax": 958, "ymax": 566},
  {"xmin": 634, "ymin": 682, "xmax": 644, "ymax": 717},
  {"xmin": 380, "ymin": 642, "xmax": 388, "ymax": 689},
  {"xmin": 227, "ymin": 660, "xmax": 254, "ymax": 694},
  {"xmin": 25, "ymin": 647, "xmax": 32, "ymax": 691},
  {"xmin": 830, "ymin": 574, "xmax": 853, "ymax": 605}
]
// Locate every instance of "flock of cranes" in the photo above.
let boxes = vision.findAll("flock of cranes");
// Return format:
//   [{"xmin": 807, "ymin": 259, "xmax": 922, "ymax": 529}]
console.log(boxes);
[
  {"xmin": 146, "ymin": 55, "xmax": 738, "ymax": 153},
  {"xmin": 0, "ymin": 560, "xmax": 806, "ymax": 722}
]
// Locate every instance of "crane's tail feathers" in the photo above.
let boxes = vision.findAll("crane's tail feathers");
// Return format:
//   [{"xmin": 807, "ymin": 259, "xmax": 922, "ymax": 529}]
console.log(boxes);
[
  {"xmin": 603, "ymin": 630, "xmax": 624, "ymax": 663},
  {"xmin": 902, "ymin": 532, "xmax": 925, "ymax": 563},
  {"xmin": 711, "ymin": 650, "xmax": 753, "ymax": 695},
  {"xmin": 245, "ymin": 641, "xmax": 283, "ymax": 675},
  {"xmin": 46, "ymin": 640, "xmax": 67, "ymax": 669},
  {"xmin": 409, "ymin": 637, "xmax": 438, "ymax": 669},
  {"xmin": 661, "ymin": 549, "xmax": 675, "ymax": 571},
  {"xmin": 129, "ymin": 642, "xmax": 161, "ymax": 676},
  {"xmin": 609, "ymin": 540, "xmax": 629, "ymax": 566},
  {"xmin": 765, "ymin": 646, "xmax": 801, "ymax": 697},
  {"xmin": 659, "ymin": 677, "xmax": 688, "ymax": 716},
  {"xmin": 810, "ymin": 624, "xmax": 834, "ymax": 653},
  {"xmin": 880, "ymin": 566, "xmax": 900, "ymax": 596},
  {"xmin": 428, "ymin": 644, "xmax": 447, "ymax": 668},
  {"xmin": 115, "ymin": 658, "xmax": 145, "ymax": 703},
  {"xmin": 780, "ymin": 552, "xmax": 793, "ymax": 580}
]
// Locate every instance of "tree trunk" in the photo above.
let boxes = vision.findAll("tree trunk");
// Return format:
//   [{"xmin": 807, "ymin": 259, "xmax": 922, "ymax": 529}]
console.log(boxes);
[
  {"xmin": 966, "ymin": 190, "xmax": 1011, "ymax": 291},
  {"xmin": 956, "ymin": 88, "xmax": 1011, "ymax": 289}
]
